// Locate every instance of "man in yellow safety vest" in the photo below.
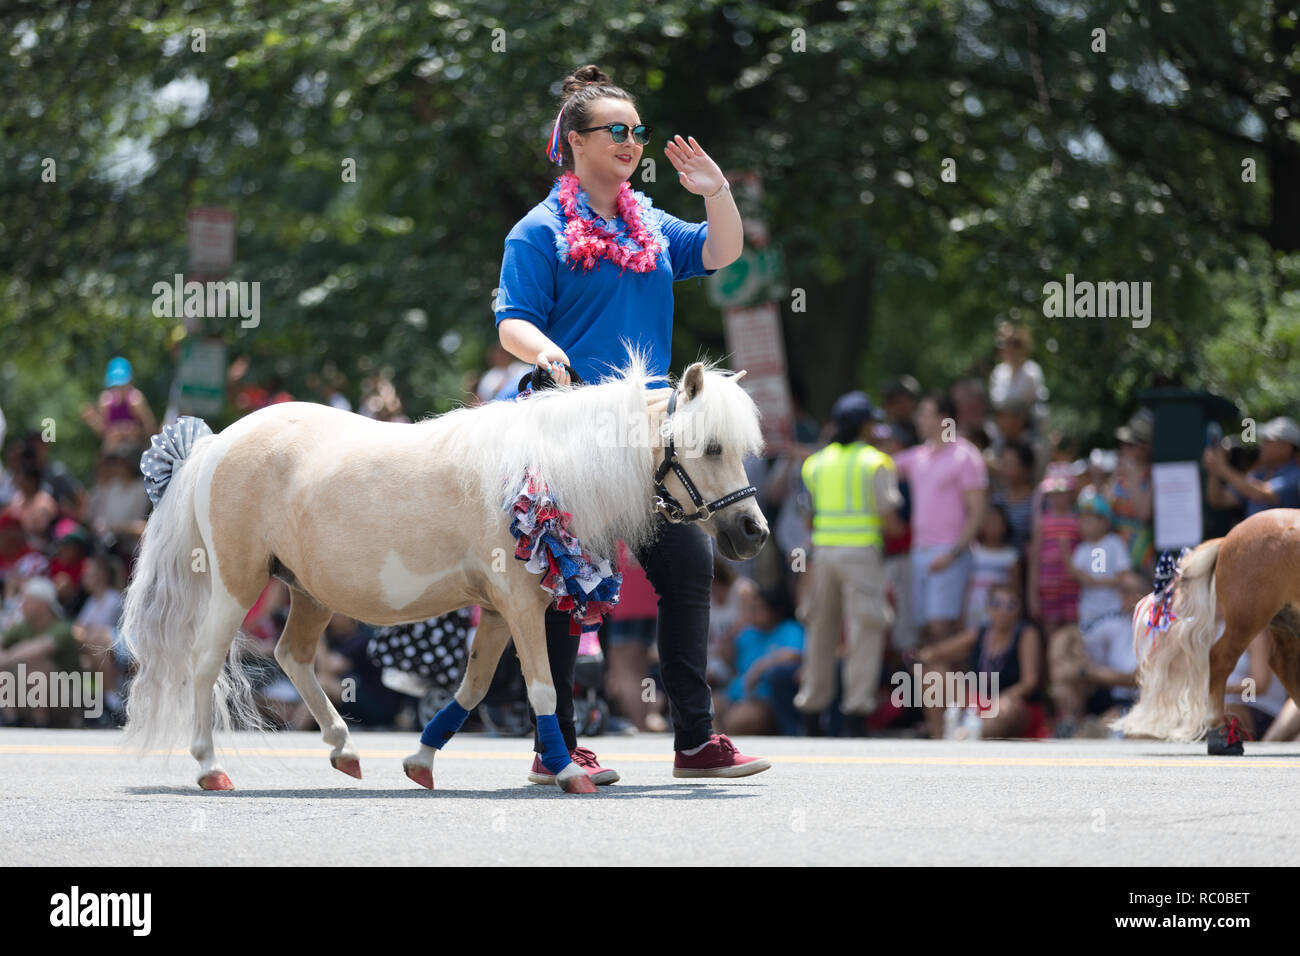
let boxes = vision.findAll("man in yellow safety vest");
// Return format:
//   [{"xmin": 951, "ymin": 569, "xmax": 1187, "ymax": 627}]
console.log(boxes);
[{"xmin": 795, "ymin": 391, "xmax": 904, "ymax": 735}]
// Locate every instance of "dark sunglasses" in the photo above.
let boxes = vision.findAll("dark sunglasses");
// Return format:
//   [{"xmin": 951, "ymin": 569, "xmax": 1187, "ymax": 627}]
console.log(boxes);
[
  {"xmin": 573, "ymin": 123, "xmax": 652, "ymax": 146},
  {"xmin": 988, "ymin": 596, "xmax": 1020, "ymax": 610}
]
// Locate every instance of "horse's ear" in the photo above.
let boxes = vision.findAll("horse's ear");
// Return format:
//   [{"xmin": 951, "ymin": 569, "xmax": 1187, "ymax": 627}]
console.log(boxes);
[
  {"xmin": 733, "ymin": 369, "xmax": 748, "ymax": 383},
  {"xmin": 683, "ymin": 362, "xmax": 705, "ymax": 401}
]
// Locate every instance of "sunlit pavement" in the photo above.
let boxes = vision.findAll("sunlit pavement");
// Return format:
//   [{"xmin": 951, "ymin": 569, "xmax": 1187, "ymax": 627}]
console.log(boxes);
[{"xmin": 3, "ymin": 729, "xmax": 1297, "ymax": 865}]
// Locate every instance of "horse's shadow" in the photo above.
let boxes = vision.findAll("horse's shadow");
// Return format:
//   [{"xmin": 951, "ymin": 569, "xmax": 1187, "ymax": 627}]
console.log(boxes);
[
  {"xmin": 1135, "ymin": 751, "xmax": 1300, "ymax": 759},
  {"xmin": 126, "ymin": 783, "xmax": 760, "ymax": 800}
]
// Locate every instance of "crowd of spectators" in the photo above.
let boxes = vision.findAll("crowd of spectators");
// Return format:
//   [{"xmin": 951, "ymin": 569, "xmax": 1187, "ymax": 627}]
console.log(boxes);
[
  {"xmin": 0, "ymin": 355, "xmax": 413, "ymax": 729},
  {"xmin": 689, "ymin": 322, "xmax": 1300, "ymax": 742}
]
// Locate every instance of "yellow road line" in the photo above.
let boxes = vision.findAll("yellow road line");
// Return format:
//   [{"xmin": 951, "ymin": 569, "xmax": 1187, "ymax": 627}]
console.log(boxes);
[{"xmin": 1, "ymin": 743, "xmax": 1298, "ymax": 768}]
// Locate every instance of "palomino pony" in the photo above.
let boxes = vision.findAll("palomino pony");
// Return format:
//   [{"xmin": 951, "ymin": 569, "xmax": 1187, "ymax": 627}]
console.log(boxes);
[
  {"xmin": 1116, "ymin": 508, "xmax": 1300, "ymax": 753},
  {"xmin": 121, "ymin": 352, "xmax": 768, "ymax": 792}
]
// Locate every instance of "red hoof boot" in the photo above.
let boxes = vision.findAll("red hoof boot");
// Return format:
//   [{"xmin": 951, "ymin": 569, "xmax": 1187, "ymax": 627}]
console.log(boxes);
[
  {"xmin": 558, "ymin": 767, "xmax": 598, "ymax": 794},
  {"xmin": 404, "ymin": 763, "xmax": 434, "ymax": 790},
  {"xmin": 198, "ymin": 771, "xmax": 234, "ymax": 791},
  {"xmin": 331, "ymin": 754, "xmax": 363, "ymax": 779}
]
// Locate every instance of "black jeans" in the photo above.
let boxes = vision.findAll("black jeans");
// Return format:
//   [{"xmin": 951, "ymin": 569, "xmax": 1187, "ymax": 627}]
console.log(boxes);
[{"xmin": 528, "ymin": 516, "xmax": 716, "ymax": 753}]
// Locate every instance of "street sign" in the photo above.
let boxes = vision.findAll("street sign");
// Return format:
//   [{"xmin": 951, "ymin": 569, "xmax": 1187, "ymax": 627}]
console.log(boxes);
[
  {"xmin": 740, "ymin": 372, "xmax": 795, "ymax": 454},
  {"xmin": 707, "ymin": 245, "xmax": 785, "ymax": 309},
  {"xmin": 722, "ymin": 301, "xmax": 786, "ymax": 376},
  {"xmin": 723, "ymin": 301, "xmax": 794, "ymax": 453},
  {"xmin": 177, "ymin": 337, "xmax": 227, "ymax": 416},
  {"xmin": 187, "ymin": 207, "xmax": 236, "ymax": 274},
  {"xmin": 714, "ymin": 170, "xmax": 793, "ymax": 453}
]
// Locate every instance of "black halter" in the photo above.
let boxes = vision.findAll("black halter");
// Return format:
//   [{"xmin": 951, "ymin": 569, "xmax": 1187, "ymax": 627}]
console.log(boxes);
[{"xmin": 653, "ymin": 386, "xmax": 758, "ymax": 523}]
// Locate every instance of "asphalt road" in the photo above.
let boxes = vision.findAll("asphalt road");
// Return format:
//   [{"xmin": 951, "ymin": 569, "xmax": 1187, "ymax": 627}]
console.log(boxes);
[{"xmin": 3, "ymin": 729, "xmax": 1298, "ymax": 866}]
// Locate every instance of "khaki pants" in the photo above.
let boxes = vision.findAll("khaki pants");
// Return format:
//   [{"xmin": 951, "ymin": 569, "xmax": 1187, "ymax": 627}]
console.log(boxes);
[{"xmin": 795, "ymin": 545, "xmax": 893, "ymax": 715}]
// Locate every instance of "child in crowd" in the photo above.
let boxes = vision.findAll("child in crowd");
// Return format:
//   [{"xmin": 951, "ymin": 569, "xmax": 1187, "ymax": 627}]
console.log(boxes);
[
  {"xmin": 1049, "ymin": 569, "xmax": 1145, "ymax": 737},
  {"xmin": 80, "ymin": 356, "xmax": 157, "ymax": 453},
  {"xmin": 1028, "ymin": 473, "xmax": 1079, "ymax": 638},
  {"xmin": 71, "ymin": 553, "xmax": 126, "ymax": 724},
  {"xmin": 718, "ymin": 586, "xmax": 804, "ymax": 736},
  {"xmin": 1069, "ymin": 490, "xmax": 1131, "ymax": 633},
  {"xmin": 46, "ymin": 518, "xmax": 91, "ymax": 616},
  {"xmin": 706, "ymin": 560, "xmax": 755, "ymax": 723},
  {"xmin": 991, "ymin": 440, "xmax": 1036, "ymax": 551},
  {"xmin": 964, "ymin": 503, "xmax": 1021, "ymax": 630}
]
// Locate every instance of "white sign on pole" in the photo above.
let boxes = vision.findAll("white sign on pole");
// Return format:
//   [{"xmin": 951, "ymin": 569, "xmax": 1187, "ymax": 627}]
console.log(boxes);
[
  {"xmin": 187, "ymin": 207, "xmax": 236, "ymax": 274},
  {"xmin": 723, "ymin": 302, "xmax": 786, "ymax": 376},
  {"xmin": 741, "ymin": 372, "xmax": 795, "ymax": 454},
  {"xmin": 1152, "ymin": 461, "xmax": 1203, "ymax": 550},
  {"xmin": 723, "ymin": 302, "xmax": 793, "ymax": 452}
]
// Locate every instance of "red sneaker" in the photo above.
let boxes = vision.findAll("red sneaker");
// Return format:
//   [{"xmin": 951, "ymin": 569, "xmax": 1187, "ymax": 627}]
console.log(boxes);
[
  {"xmin": 527, "ymin": 747, "xmax": 620, "ymax": 786},
  {"xmin": 673, "ymin": 734, "xmax": 771, "ymax": 778}
]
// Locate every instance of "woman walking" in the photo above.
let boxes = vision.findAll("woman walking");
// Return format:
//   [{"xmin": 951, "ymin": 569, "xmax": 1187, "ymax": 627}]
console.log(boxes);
[{"xmin": 493, "ymin": 65, "xmax": 770, "ymax": 782}]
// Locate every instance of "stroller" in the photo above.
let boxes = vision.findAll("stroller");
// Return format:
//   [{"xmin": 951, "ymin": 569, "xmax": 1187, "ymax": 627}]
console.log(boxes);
[
  {"xmin": 367, "ymin": 607, "xmax": 473, "ymax": 728},
  {"xmin": 367, "ymin": 606, "xmax": 611, "ymax": 737},
  {"xmin": 480, "ymin": 618, "xmax": 613, "ymax": 737}
]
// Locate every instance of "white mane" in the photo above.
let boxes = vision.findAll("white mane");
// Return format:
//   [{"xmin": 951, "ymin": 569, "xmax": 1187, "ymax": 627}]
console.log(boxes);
[
  {"xmin": 425, "ymin": 344, "xmax": 763, "ymax": 560},
  {"xmin": 430, "ymin": 344, "xmax": 660, "ymax": 558}
]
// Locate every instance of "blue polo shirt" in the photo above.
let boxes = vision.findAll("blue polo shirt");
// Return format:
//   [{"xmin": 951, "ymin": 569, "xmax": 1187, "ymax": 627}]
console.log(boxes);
[
  {"xmin": 1241, "ymin": 459, "xmax": 1300, "ymax": 517},
  {"xmin": 493, "ymin": 176, "xmax": 717, "ymax": 391}
]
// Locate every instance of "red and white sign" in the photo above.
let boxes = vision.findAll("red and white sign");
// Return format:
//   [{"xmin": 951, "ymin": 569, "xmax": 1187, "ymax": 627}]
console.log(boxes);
[
  {"xmin": 723, "ymin": 301, "xmax": 794, "ymax": 453},
  {"xmin": 741, "ymin": 371, "xmax": 794, "ymax": 453},
  {"xmin": 723, "ymin": 301, "xmax": 786, "ymax": 377},
  {"xmin": 187, "ymin": 207, "xmax": 236, "ymax": 274}
]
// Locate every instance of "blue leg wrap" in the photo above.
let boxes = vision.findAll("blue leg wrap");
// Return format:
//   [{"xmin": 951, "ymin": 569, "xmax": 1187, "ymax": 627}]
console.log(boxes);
[
  {"xmin": 419, "ymin": 700, "xmax": 470, "ymax": 749},
  {"xmin": 536, "ymin": 713, "xmax": 571, "ymax": 774}
]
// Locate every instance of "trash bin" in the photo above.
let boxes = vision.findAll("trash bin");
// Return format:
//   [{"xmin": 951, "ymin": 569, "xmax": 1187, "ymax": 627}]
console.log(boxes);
[{"xmin": 1136, "ymin": 387, "xmax": 1239, "ymax": 546}]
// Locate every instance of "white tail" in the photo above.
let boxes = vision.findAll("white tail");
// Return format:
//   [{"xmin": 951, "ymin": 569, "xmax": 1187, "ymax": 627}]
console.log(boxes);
[
  {"xmin": 1113, "ymin": 540, "xmax": 1222, "ymax": 742},
  {"xmin": 121, "ymin": 430, "xmax": 264, "ymax": 754}
]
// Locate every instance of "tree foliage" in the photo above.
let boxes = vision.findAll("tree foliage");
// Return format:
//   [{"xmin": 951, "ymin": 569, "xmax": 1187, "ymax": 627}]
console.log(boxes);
[{"xmin": 2, "ymin": 0, "xmax": 1297, "ymax": 475}]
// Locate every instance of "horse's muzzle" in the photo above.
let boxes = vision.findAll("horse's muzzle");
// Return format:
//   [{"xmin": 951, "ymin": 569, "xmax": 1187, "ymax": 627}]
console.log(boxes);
[{"xmin": 717, "ymin": 513, "xmax": 769, "ymax": 560}]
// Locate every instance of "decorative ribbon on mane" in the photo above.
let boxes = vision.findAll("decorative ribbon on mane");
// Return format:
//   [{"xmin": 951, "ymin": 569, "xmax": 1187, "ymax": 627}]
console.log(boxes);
[
  {"xmin": 545, "ymin": 106, "xmax": 565, "ymax": 166},
  {"xmin": 505, "ymin": 467, "xmax": 621, "ymax": 636}
]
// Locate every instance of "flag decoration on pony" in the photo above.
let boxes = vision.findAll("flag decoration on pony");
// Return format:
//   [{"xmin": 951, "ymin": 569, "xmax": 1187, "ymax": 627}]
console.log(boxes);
[
  {"xmin": 505, "ymin": 467, "xmax": 622, "ymax": 636},
  {"xmin": 1144, "ymin": 547, "xmax": 1191, "ymax": 638}
]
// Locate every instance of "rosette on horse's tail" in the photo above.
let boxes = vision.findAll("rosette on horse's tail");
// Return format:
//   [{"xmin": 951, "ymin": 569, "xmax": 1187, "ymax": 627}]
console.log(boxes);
[
  {"xmin": 139, "ymin": 416, "xmax": 213, "ymax": 506},
  {"xmin": 505, "ymin": 467, "xmax": 622, "ymax": 636}
]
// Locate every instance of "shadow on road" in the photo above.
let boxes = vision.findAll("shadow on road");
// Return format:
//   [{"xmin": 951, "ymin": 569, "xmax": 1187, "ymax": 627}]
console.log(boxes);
[
  {"xmin": 1134, "ymin": 751, "xmax": 1300, "ymax": 759},
  {"xmin": 125, "ymin": 783, "xmax": 762, "ymax": 799}
]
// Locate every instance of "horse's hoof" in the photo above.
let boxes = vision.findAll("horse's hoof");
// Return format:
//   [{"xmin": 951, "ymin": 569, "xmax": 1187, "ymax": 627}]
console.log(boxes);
[
  {"xmin": 1207, "ymin": 721, "xmax": 1245, "ymax": 756},
  {"xmin": 404, "ymin": 763, "xmax": 434, "ymax": 790},
  {"xmin": 557, "ymin": 769, "xmax": 598, "ymax": 794},
  {"xmin": 331, "ymin": 754, "xmax": 362, "ymax": 779},
  {"xmin": 198, "ymin": 771, "xmax": 234, "ymax": 791}
]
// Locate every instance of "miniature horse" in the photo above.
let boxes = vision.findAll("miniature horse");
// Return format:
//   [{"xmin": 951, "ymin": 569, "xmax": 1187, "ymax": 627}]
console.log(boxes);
[
  {"xmin": 121, "ymin": 354, "xmax": 768, "ymax": 790},
  {"xmin": 1117, "ymin": 508, "xmax": 1300, "ymax": 753}
]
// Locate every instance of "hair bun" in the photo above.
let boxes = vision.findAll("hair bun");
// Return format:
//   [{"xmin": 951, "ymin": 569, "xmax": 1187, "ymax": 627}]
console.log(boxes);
[{"xmin": 562, "ymin": 64, "xmax": 611, "ymax": 97}]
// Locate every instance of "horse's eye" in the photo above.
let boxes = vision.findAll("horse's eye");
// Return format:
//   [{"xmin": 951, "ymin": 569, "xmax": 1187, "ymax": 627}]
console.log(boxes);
[{"xmin": 705, "ymin": 441, "xmax": 722, "ymax": 456}]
